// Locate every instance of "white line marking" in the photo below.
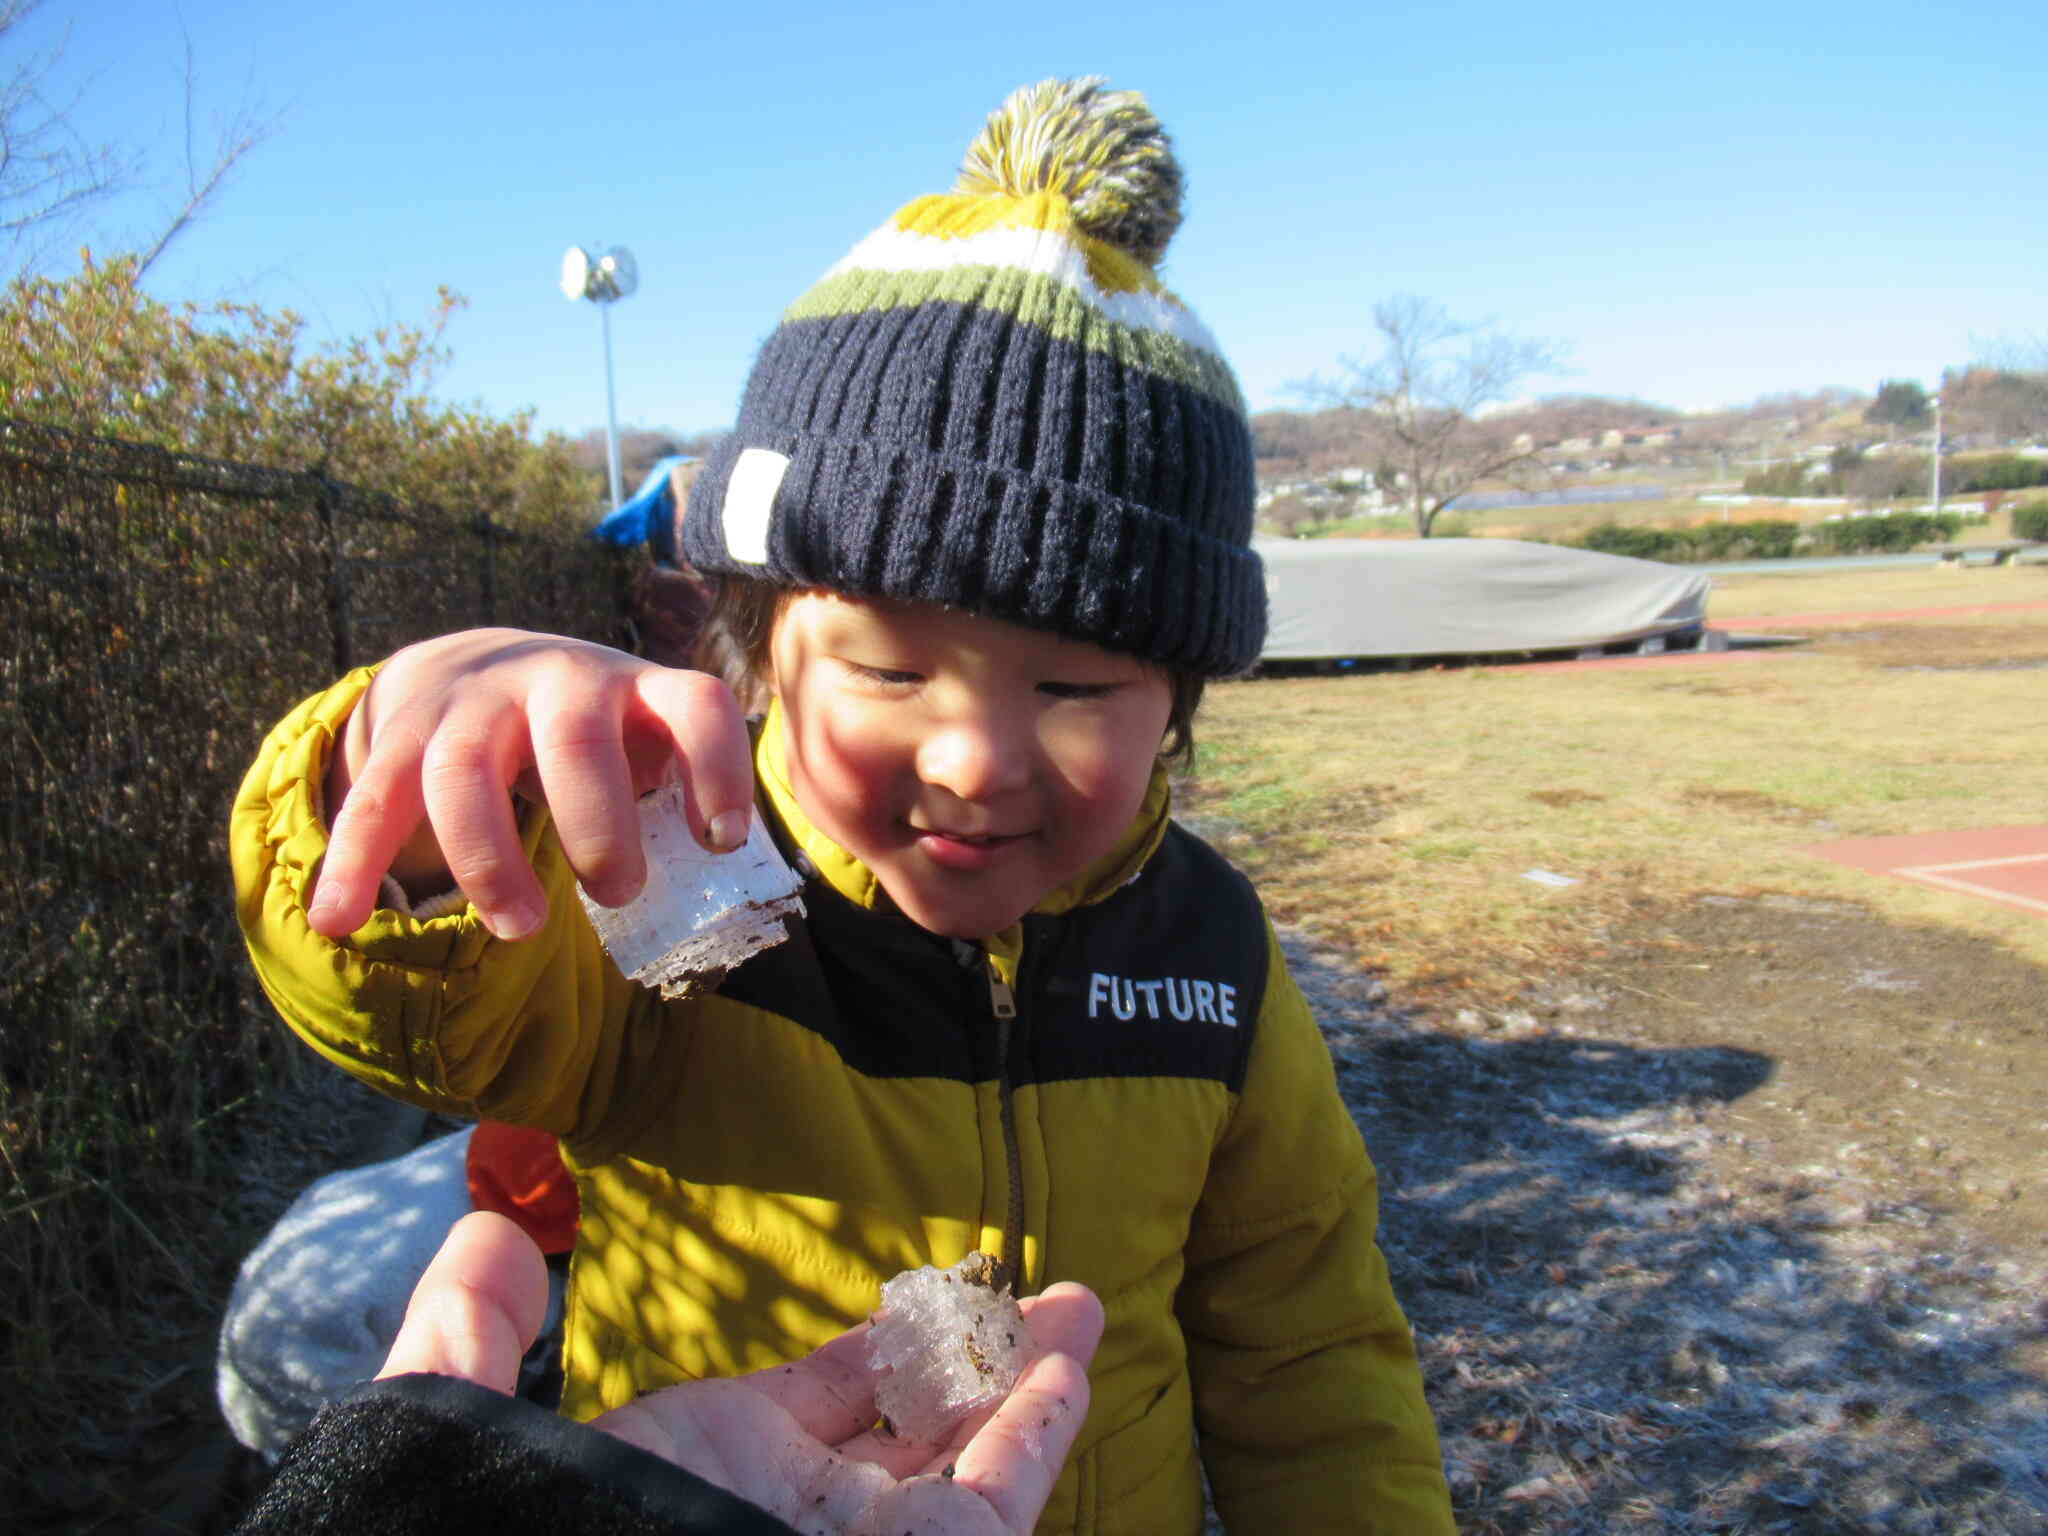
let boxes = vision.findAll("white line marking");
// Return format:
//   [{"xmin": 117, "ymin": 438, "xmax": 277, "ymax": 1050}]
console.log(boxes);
[
  {"xmin": 1890, "ymin": 866, "xmax": 2048, "ymax": 916},
  {"xmin": 1898, "ymin": 854, "xmax": 2048, "ymax": 875}
]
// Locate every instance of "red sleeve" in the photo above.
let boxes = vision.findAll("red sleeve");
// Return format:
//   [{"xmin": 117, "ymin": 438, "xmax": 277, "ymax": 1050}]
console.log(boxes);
[{"xmin": 466, "ymin": 1122, "xmax": 580, "ymax": 1255}]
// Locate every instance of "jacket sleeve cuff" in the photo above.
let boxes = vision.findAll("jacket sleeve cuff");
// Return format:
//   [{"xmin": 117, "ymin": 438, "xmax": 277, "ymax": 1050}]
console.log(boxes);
[
  {"xmin": 235, "ymin": 1373, "xmax": 798, "ymax": 1535},
  {"xmin": 379, "ymin": 873, "xmax": 470, "ymax": 922}
]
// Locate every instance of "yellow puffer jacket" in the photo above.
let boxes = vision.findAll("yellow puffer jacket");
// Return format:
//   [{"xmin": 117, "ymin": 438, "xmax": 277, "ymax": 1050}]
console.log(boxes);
[{"xmin": 231, "ymin": 673, "xmax": 1453, "ymax": 1534}]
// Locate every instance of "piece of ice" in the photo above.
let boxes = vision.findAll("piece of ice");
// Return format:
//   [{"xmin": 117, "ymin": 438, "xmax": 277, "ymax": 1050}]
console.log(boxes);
[
  {"xmin": 866, "ymin": 1251, "xmax": 1037, "ymax": 1442},
  {"xmin": 576, "ymin": 786, "xmax": 803, "ymax": 999}
]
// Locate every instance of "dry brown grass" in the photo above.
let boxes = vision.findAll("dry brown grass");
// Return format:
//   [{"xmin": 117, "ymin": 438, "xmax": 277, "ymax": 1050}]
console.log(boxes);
[
  {"xmin": 1180, "ymin": 563, "xmax": 2048, "ymax": 1009},
  {"xmin": 1181, "ymin": 562, "xmax": 2048, "ymax": 1531},
  {"xmin": 1707, "ymin": 560, "xmax": 2048, "ymax": 620}
]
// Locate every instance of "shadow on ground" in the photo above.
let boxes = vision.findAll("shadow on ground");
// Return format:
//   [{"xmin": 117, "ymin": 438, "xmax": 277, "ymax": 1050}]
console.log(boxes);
[{"xmin": 1285, "ymin": 931, "xmax": 2048, "ymax": 1534}]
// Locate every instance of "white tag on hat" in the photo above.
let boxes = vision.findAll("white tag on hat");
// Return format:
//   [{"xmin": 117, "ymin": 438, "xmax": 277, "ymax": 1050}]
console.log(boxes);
[{"xmin": 721, "ymin": 448, "xmax": 789, "ymax": 565}]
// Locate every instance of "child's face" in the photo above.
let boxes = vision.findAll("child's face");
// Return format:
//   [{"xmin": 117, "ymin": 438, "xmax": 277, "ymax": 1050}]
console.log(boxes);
[{"xmin": 766, "ymin": 593, "xmax": 1173, "ymax": 940}]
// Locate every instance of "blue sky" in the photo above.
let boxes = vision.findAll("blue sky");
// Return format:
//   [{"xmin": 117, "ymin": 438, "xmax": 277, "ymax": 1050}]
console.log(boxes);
[{"xmin": 26, "ymin": 0, "xmax": 2048, "ymax": 446}]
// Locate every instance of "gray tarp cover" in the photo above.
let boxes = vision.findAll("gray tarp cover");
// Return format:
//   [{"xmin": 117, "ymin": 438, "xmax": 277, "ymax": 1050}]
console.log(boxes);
[{"xmin": 1255, "ymin": 536, "xmax": 1711, "ymax": 661}]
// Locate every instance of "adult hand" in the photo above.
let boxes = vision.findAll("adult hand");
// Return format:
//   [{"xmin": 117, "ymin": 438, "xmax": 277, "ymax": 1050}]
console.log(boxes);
[
  {"xmin": 378, "ymin": 1213, "xmax": 1103, "ymax": 1536},
  {"xmin": 310, "ymin": 629, "xmax": 754, "ymax": 941}
]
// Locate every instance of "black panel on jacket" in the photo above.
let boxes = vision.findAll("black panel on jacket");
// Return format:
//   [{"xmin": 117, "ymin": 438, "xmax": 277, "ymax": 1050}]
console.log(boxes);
[
  {"xmin": 718, "ymin": 821, "xmax": 1266, "ymax": 1093},
  {"xmin": 232, "ymin": 1374, "xmax": 797, "ymax": 1536},
  {"xmin": 719, "ymin": 877, "xmax": 1003, "ymax": 1081},
  {"xmin": 1018, "ymin": 823, "xmax": 1264, "ymax": 1093}
]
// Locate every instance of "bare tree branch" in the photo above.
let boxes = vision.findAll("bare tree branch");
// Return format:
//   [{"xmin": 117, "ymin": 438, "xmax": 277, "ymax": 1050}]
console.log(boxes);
[
  {"xmin": 1968, "ymin": 331, "xmax": 2048, "ymax": 376},
  {"xmin": 1, "ymin": 0, "xmax": 137, "ymax": 269},
  {"xmin": 3, "ymin": 0, "xmax": 282, "ymax": 280},
  {"xmin": 1306, "ymin": 296, "xmax": 1568, "ymax": 536},
  {"xmin": 134, "ymin": 25, "xmax": 282, "ymax": 278}
]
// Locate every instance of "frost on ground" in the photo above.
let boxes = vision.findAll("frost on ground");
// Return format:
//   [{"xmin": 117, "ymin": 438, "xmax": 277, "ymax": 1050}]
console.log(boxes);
[{"xmin": 1283, "ymin": 926, "xmax": 2048, "ymax": 1535}]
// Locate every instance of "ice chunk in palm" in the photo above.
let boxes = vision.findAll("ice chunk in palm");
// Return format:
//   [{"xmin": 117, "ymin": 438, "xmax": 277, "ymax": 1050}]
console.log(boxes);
[
  {"xmin": 576, "ymin": 786, "xmax": 803, "ymax": 999},
  {"xmin": 867, "ymin": 1251, "xmax": 1037, "ymax": 1442}
]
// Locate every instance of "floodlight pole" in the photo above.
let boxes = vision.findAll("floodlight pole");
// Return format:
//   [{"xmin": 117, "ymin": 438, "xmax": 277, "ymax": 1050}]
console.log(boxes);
[
  {"xmin": 601, "ymin": 302, "xmax": 624, "ymax": 513},
  {"xmin": 1929, "ymin": 392, "xmax": 1942, "ymax": 514}
]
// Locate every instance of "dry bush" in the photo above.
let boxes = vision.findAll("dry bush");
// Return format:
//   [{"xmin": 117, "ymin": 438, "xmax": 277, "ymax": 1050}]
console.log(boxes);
[{"xmin": 0, "ymin": 419, "xmax": 634, "ymax": 1513}]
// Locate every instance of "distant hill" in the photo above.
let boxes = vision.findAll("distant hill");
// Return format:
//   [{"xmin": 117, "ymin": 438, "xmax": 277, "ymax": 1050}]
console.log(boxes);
[
  {"xmin": 1250, "ymin": 388, "xmax": 1867, "ymax": 484},
  {"xmin": 1252, "ymin": 375, "xmax": 2048, "ymax": 490}
]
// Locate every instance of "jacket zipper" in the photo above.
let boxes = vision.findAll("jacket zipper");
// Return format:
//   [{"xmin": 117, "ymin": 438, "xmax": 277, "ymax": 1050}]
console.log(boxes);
[{"xmin": 986, "ymin": 960, "xmax": 1026, "ymax": 1293}]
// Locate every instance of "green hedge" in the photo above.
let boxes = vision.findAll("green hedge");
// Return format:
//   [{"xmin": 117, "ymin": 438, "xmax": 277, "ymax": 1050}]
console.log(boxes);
[
  {"xmin": 1810, "ymin": 509, "xmax": 1965, "ymax": 554},
  {"xmin": 1569, "ymin": 510, "xmax": 1981, "ymax": 563},
  {"xmin": 2013, "ymin": 501, "xmax": 2048, "ymax": 541},
  {"xmin": 1951, "ymin": 454, "xmax": 2048, "ymax": 493},
  {"xmin": 1575, "ymin": 518, "xmax": 1802, "ymax": 563},
  {"xmin": 1740, "ymin": 462, "xmax": 1821, "ymax": 497}
]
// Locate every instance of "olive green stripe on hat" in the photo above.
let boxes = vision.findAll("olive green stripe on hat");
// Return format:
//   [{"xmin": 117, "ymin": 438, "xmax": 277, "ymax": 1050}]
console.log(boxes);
[{"xmin": 782, "ymin": 264, "xmax": 1244, "ymax": 413}]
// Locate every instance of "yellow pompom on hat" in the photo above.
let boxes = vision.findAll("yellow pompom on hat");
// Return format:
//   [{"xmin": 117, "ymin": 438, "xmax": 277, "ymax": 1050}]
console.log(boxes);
[{"xmin": 682, "ymin": 77, "xmax": 1264, "ymax": 676}]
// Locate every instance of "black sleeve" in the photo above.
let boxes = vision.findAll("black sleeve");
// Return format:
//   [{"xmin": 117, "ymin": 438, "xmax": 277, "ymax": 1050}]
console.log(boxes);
[{"xmin": 232, "ymin": 1373, "xmax": 798, "ymax": 1536}]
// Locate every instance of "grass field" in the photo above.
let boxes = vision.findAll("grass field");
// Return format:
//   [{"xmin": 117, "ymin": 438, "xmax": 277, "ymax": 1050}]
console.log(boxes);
[{"xmin": 1179, "ymin": 562, "xmax": 2048, "ymax": 1008}]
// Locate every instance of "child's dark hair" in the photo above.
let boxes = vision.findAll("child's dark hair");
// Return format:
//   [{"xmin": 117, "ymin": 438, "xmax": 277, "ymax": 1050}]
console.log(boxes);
[{"xmin": 691, "ymin": 575, "xmax": 1204, "ymax": 770}]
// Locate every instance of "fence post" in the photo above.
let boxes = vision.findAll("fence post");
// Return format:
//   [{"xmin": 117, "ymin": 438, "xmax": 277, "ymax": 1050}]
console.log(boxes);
[
  {"xmin": 316, "ymin": 473, "xmax": 353, "ymax": 674},
  {"xmin": 476, "ymin": 509, "xmax": 499, "ymax": 627}
]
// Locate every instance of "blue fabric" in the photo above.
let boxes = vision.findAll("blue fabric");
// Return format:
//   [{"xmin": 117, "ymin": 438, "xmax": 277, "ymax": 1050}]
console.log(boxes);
[{"xmin": 593, "ymin": 456, "xmax": 695, "ymax": 561}]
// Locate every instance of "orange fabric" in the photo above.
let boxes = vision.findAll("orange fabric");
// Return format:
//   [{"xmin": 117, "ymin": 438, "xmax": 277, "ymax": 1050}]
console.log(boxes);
[{"xmin": 465, "ymin": 1121, "xmax": 580, "ymax": 1254}]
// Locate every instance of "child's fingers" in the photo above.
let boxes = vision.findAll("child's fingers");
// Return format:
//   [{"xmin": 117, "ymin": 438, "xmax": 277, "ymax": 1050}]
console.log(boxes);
[
  {"xmin": 417, "ymin": 712, "xmax": 547, "ymax": 940},
  {"xmin": 309, "ymin": 741, "xmax": 429, "ymax": 938},
  {"xmin": 527, "ymin": 689, "xmax": 648, "ymax": 908},
  {"xmin": 631, "ymin": 667, "xmax": 757, "ymax": 851},
  {"xmin": 307, "ymin": 637, "xmax": 745, "ymax": 939}
]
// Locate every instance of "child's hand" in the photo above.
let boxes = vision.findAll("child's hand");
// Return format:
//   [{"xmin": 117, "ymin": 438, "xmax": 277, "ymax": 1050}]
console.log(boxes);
[{"xmin": 306, "ymin": 629, "xmax": 754, "ymax": 941}]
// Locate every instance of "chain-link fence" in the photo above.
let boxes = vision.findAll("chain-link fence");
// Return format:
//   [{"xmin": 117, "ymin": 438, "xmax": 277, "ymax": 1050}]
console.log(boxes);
[{"xmin": 0, "ymin": 416, "xmax": 635, "ymax": 1504}]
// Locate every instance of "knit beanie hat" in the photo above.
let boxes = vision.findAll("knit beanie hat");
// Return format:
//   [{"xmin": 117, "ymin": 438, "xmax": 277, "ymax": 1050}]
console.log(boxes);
[{"xmin": 679, "ymin": 77, "xmax": 1266, "ymax": 677}]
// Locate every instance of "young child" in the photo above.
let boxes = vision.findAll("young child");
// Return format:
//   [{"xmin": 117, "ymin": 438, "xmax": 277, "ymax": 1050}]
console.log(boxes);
[{"xmin": 230, "ymin": 78, "xmax": 1453, "ymax": 1532}]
